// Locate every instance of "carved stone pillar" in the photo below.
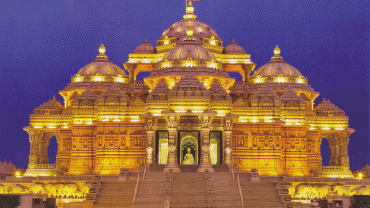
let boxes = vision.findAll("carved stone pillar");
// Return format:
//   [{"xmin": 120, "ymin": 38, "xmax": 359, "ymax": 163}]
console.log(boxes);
[
  {"xmin": 327, "ymin": 134, "xmax": 339, "ymax": 166},
  {"xmin": 241, "ymin": 64, "xmax": 255, "ymax": 84},
  {"xmin": 145, "ymin": 121, "xmax": 156, "ymax": 165},
  {"xmin": 223, "ymin": 120, "xmax": 233, "ymax": 166},
  {"xmin": 337, "ymin": 132, "xmax": 351, "ymax": 170},
  {"xmin": 198, "ymin": 115, "xmax": 214, "ymax": 172},
  {"xmin": 39, "ymin": 135, "xmax": 50, "ymax": 164},
  {"xmin": 124, "ymin": 63, "xmax": 137, "ymax": 85},
  {"xmin": 26, "ymin": 130, "xmax": 42, "ymax": 169},
  {"xmin": 163, "ymin": 115, "xmax": 181, "ymax": 172}
]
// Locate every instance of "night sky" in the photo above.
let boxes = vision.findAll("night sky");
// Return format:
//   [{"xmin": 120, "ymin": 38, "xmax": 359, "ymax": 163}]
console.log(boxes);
[{"xmin": 0, "ymin": 0, "xmax": 368, "ymax": 171}]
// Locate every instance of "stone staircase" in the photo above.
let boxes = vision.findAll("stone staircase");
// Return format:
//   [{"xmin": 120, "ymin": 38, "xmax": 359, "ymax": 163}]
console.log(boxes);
[
  {"xmin": 238, "ymin": 173, "xmax": 284, "ymax": 208},
  {"xmin": 93, "ymin": 169, "xmax": 284, "ymax": 208},
  {"xmin": 170, "ymin": 172, "xmax": 208, "ymax": 208},
  {"xmin": 211, "ymin": 172, "xmax": 242, "ymax": 207},
  {"xmin": 93, "ymin": 180, "xmax": 137, "ymax": 208}
]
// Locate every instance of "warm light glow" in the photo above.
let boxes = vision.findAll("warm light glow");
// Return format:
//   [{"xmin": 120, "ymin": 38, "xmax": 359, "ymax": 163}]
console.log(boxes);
[
  {"xmin": 130, "ymin": 119, "xmax": 140, "ymax": 122},
  {"xmin": 85, "ymin": 121, "xmax": 93, "ymax": 125},
  {"xmin": 255, "ymin": 77, "xmax": 263, "ymax": 84},
  {"xmin": 34, "ymin": 126, "xmax": 43, "ymax": 129},
  {"xmin": 62, "ymin": 125, "xmax": 68, "ymax": 129},
  {"xmin": 264, "ymin": 117, "xmax": 273, "ymax": 123},
  {"xmin": 251, "ymin": 117, "xmax": 259, "ymax": 123},
  {"xmin": 153, "ymin": 113, "xmax": 162, "ymax": 116},
  {"xmin": 175, "ymin": 110, "xmax": 186, "ymax": 113},
  {"xmin": 358, "ymin": 173, "xmax": 363, "ymax": 180},
  {"xmin": 94, "ymin": 76, "xmax": 102, "ymax": 82},
  {"xmin": 297, "ymin": 78, "xmax": 303, "ymax": 84},
  {"xmin": 185, "ymin": 60, "xmax": 194, "ymax": 68},
  {"xmin": 210, "ymin": 40, "xmax": 216, "ymax": 45},
  {"xmin": 16, "ymin": 172, "xmax": 20, "ymax": 178},
  {"xmin": 322, "ymin": 126, "xmax": 331, "ymax": 130},
  {"xmin": 116, "ymin": 77, "xmax": 123, "ymax": 83},
  {"xmin": 276, "ymin": 77, "xmax": 285, "ymax": 83},
  {"xmin": 113, "ymin": 118, "xmax": 121, "ymax": 122},
  {"xmin": 47, "ymin": 126, "xmax": 56, "ymax": 129},
  {"xmin": 102, "ymin": 118, "xmax": 109, "ymax": 122},
  {"xmin": 75, "ymin": 77, "xmax": 83, "ymax": 82},
  {"xmin": 75, "ymin": 121, "xmax": 82, "ymax": 124},
  {"xmin": 192, "ymin": 110, "xmax": 203, "ymax": 113}
]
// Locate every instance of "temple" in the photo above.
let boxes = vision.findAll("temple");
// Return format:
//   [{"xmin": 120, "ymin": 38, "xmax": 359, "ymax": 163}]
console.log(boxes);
[{"xmin": 23, "ymin": 1, "xmax": 354, "ymax": 178}]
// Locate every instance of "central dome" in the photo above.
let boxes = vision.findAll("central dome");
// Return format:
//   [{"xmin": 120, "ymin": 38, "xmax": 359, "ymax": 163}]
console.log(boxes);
[
  {"xmin": 163, "ymin": 38, "xmax": 216, "ymax": 62},
  {"xmin": 158, "ymin": 1, "xmax": 221, "ymax": 42}
]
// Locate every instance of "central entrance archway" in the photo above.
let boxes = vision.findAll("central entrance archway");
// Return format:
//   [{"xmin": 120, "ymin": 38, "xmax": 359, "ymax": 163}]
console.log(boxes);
[
  {"xmin": 178, "ymin": 131, "xmax": 200, "ymax": 165},
  {"xmin": 180, "ymin": 137, "xmax": 198, "ymax": 165}
]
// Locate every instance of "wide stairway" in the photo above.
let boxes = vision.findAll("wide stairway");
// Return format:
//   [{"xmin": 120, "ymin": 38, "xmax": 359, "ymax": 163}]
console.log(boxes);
[
  {"xmin": 238, "ymin": 173, "xmax": 284, "ymax": 208},
  {"xmin": 93, "ymin": 169, "xmax": 284, "ymax": 208},
  {"xmin": 93, "ymin": 179, "xmax": 137, "ymax": 208}
]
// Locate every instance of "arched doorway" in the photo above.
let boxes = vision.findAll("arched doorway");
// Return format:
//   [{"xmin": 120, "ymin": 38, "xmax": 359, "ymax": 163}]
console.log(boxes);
[
  {"xmin": 321, "ymin": 138, "xmax": 330, "ymax": 166},
  {"xmin": 48, "ymin": 136, "xmax": 58, "ymax": 165},
  {"xmin": 180, "ymin": 137, "xmax": 198, "ymax": 165}
]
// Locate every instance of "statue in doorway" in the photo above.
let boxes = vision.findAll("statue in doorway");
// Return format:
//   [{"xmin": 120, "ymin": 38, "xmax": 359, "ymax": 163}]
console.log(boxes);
[{"xmin": 183, "ymin": 147, "xmax": 195, "ymax": 164}]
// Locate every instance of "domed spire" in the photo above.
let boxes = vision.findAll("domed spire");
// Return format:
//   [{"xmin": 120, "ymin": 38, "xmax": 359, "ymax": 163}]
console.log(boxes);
[
  {"xmin": 96, "ymin": 44, "xmax": 108, "ymax": 59},
  {"xmin": 184, "ymin": 1, "xmax": 197, "ymax": 19},
  {"xmin": 224, "ymin": 39, "xmax": 247, "ymax": 54},
  {"xmin": 272, "ymin": 45, "xmax": 283, "ymax": 60}
]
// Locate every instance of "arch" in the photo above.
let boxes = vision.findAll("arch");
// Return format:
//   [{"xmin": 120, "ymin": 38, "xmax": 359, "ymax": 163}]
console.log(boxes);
[
  {"xmin": 48, "ymin": 136, "xmax": 58, "ymax": 165},
  {"xmin": 180, "ymin": 136, "xmax": 198, "ymax": 165},
  {"xmin": 321, "ymin": 138, "xmax": 330, "ymax": 166}
]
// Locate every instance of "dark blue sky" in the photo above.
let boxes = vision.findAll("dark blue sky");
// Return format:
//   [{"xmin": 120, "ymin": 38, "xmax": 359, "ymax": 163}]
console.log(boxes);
[{"xmin": 0, "ymin": 0, "xmax": 368, "ymax": 171}]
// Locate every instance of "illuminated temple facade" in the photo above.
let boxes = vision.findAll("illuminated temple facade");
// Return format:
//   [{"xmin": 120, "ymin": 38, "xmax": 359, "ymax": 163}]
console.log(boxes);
[{"xmin": 24, "ymin": 2, "xmax": 354, "ymax": 177}]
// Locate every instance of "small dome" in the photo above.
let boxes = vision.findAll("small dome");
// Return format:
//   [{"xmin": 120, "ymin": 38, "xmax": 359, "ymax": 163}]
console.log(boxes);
[
  {"xmin": 224, "ymin": 39, "xmax": 247, "ymax": 54},
  {"xmin": 253, "ymin": 46, "xmax": 303, "ymax": 78},
  {"xmin": 76, "ymin": 44, "xmax": 127, "ymax": 77},
  {"xmin": 133, "ymin": 39, "xmax": 156, "ymax": 54}
]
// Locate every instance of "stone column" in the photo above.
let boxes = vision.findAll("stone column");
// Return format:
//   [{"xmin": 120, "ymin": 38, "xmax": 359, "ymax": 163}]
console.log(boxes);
[
  {"xmin": 198, "ymin": 115, "xmax": 214, "ymax": 172},
  {"xmin": 39, "ymin": 135, "xmax": 50, "ymax": 164},
  {"xmin": 26, "ymin": 130, "xmax": 42, "ymax": 169},
  {"xmin": 163, "ymin": 115, "xmax": 181, "ymax": 172},
  {"xmin": 328, "ymin": 133, "xmax": 339, "ymax": 166},
  {"xmin": 337, "ymin": 132, "xmax": 351, "ymax": 170},
  {"xmin": 145, "ymin": 121, "xmax": 156, "ymax": 165},
  {"xmin": 124, "ymin": 63, "xmax": 137, "ymax": 85},
  {"xmin": 241, "ymin": 64, "xmax": 255, "ymax": 85},
  {"xmin": 223, "ymin": 120, "xmax": 233, "ymax": 166}
]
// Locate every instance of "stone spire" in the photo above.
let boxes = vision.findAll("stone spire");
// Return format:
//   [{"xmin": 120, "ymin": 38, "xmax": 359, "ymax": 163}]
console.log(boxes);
[
  {"xmin": 271, "ymin": 45, "xmax": 283, "ymax": 60},
  {"xmin": 96, "ymin": 44, "xmax": 108, "ymax": 59}
]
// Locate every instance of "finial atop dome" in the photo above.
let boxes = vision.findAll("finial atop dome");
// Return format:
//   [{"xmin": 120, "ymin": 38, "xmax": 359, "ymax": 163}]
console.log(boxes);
[
  {"xmin": 184, "ymin": 1, "xmax": 197, "ymax": 19},
  {"xmin": 272, "ymin": 45, "xmax": 283, "ymax": 60},
  {"xmin": 97, "ymin": 44, "xmax": 108, "ymax": 59},
  {"xmin": 231, "ymin": 39, "xmax": 236, "ymax": 44}
]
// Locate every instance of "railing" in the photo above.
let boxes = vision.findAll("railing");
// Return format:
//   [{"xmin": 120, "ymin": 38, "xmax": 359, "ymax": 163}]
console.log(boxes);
[
  {"xmin": 132, "ymin": 172, "xmax": 140, "ymax": 204},
  {"xmin": 230, "ymin": 164, "xmax": 235, "ymax": 181},
  {"xmin": 236, "ymin": 172, "xmax": 244, "ymax": 208},
  {"xmin": 35, "ymin": 164, "xmax": 55, "ymax": 169},
  {"xmin": 143, "ymin": 164, "xmax": 149, "ymax": 181},
  {"xmin": 234, "ymin": 81, "xmax": 245, "ymax": 86},
  {"xmin": 134, "ymin": 80, "xmax": 145, "ymax": 86}
]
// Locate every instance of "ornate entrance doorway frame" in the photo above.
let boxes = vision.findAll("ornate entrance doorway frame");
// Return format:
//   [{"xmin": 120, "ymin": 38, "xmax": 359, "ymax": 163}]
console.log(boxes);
[{"xmin": 178, "ymin": 131, "xmax": 200, "ymax": 165}]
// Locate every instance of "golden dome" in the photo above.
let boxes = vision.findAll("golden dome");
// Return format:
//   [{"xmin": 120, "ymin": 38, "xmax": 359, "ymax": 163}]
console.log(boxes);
[
  {"xmin": 133, "ymin": 39, "xmax": 156, "ymax": 54},
  {"xmin": 75, "ymin": 44, "xmax": 127, "ymax": 77},
  {"xmin": 158, "ymin": 2, "xmax": 221, "ymax": 42},
  {"xmin": 224, "ymin": 39, "xmax": 247, "ymax": 54},
  {"xmin": 252, "ymin": 46, "xmax": 303, "ymax": 79},
  {"xmin": 163, "ymin": 37, "xmax": 216, "ymax": 62}
]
